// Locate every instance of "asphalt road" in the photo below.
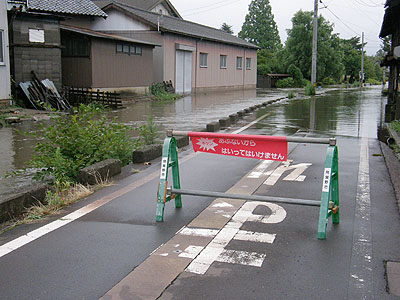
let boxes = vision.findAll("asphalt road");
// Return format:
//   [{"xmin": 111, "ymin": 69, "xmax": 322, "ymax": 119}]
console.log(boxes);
[{"xmin": 1, "ymin": 89, "xmax": 400, "ymax": 299}]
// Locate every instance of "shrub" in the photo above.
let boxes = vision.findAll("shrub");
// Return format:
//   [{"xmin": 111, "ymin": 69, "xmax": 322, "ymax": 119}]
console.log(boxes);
[
  {"xmin": 366, "ymin": 78, "xmax": 381, "ymax": 85},
  {"xmin": 305, "ymin": 83, "xmax": 316, "ymax": 96},
  {"xmin": 139, "ymin": 115, "xmax": 160, "ymax": 145},
  {"xmin": 287, "ymin": 64, "xmax": 304, "ymax": 87},
  {"xmin": 26, "ymin": 104, "xmax": 141, "ymax": 184},
  {"xmin": 392, "ymin": 120, "xmax": 400, "ymax": 134},
  {"xmin": 276, "ymin": 78, "xmax": 295, "ymax": 88},
  {"xmin": 288, "ymin": 91, "xmax": 295, "ymax": 99},
  {"xmin": 149, "ymin": 82, "xmax": 182, "ymax": 101},
  {"xmin": 322, "ymin": 77, "xmax": 336, "ymax": 86}
]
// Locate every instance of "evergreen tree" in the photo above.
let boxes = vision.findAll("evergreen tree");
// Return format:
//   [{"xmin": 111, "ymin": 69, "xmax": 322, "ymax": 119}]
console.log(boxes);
[
  {"xmin": 238, "ymin": 0, "xmax": 281, "ymax": 50},
  {"xmin": 285, "ymin": 10, "xmax": 344, "ymax": 82},
  {"xmin": 220, "ymin": 23, "xmax": 234, "ymax": 34}
]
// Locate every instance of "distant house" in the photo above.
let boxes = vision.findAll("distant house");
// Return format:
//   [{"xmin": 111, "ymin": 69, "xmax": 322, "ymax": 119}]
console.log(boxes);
[
  {"xmin": 257, "ymin": 74, "xmax": 291, "ymax": 88},
  {"xmin": 7, "ymin": 0, "xmax": 107, "ymax": 90},
  {"xmin": 380, "ymin": 0, "xmax": 400, "ymax": 121},
  {"xmin": 92, "ymin": 0, "xmax": 182, "ymax": 18},
  {"xmin": 61, "ymin": 25, "xmax": 159, "ymax": 91},
  {"xmin": 70, "ymin": 1, "xmax": 259, "ymax": 94},
  {"xmin": 0, "ymin": 0, "xmax": 11, "ymax": 106}
]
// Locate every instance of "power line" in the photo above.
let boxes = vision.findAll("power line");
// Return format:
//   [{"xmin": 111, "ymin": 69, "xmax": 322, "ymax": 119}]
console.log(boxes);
[
  {"xmin": 179, "ymin": 0, "xmax": 234, "ymax": 14},
  {"xmin": 182, "ymin": 0, "xmax": 243, "ymax": 18}
]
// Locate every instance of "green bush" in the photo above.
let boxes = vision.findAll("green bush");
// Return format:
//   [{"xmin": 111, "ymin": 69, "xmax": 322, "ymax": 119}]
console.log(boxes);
[
  {"xmin": 392, "ymin": 120, "xmax": 400, "ymax": 134},
  {"xmin": 276, "ymin": 78, "xmax": 295, "ymax": 88},
  {"xmin": 288, "ymin": 91, "xmax": 295, "ymax": 99},
  {"xmin": 27, "ymin": 104, "xmax": 141, "ymax": 184},
  {"xmin": 287, "ymin": 64, "xmax": 304, "ymax": 87},
  {"xmin": 305, "ymin": 83, "xmax": 316, "ymax": 96},
  {"xmin": 366, "ymin": 78, "xmax": 381, "ymax": 85},
  {"xmin": 139, "ymin": 115, "xmax": 160, "ymax": 145},
  {"xmin": 322, "ymin": 77, "xmax": 336, "ymax": 86},
  {"xmin": 149, "ymin": 82, "xmax": 182, "ymax": 101}
]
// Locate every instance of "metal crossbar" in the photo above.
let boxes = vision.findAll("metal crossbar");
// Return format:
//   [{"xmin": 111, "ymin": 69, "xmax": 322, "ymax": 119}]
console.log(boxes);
[
  {"xmin": 168, "ymin": 188, "xmax": 321, "ymax": 207},
  {"xmin": 168, "ymin": 130, "xmax": 336, "ymax": 146}
]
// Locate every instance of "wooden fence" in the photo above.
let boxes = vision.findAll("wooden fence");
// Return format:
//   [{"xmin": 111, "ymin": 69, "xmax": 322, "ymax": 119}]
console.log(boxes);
[{"xmin": 63, "ymin": 87, "xmax": 122, "ymax": 109}]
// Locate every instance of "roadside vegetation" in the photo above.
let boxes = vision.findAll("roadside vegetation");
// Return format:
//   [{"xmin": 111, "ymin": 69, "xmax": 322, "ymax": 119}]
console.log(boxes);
[
  {"xmin": 149, "ymin": 82, "xmax": 182, "ymax": 101},
  {"xmin": 392, "ymin": 120, "xmax": 400, "ymax": 134},
  {"xmin": 2, "ymin": 103, "xmax": 163, "ymax": 229}
]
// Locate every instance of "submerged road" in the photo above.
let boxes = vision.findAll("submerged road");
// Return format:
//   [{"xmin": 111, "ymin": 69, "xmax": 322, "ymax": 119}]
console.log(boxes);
[{"xmin": 0, "ymin": 87, "xmax": 399, "ymax": 299}]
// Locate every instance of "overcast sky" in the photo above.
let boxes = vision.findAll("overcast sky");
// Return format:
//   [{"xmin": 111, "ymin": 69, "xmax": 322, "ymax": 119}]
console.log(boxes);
[{"xmin": 170, "ymin": 0, "xmax": 386, "ymax": 56}]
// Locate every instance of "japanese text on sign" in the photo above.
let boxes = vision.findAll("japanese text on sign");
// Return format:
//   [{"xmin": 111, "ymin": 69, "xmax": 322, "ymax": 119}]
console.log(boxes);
[{"xmin": 188, "ymin": 132, "xmax": 288, "ymax": 162}]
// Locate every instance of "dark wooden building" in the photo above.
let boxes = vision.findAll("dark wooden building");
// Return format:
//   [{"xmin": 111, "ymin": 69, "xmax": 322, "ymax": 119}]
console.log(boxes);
[
  {"xmin": 61, "ymin": 25, "xmax": 159, "ymax": 92},
  {"xmin": 257, "ymin": 74, "xmax": 291, "ymax": 88},
  {"xmin": 380, "ymin": 0, "xmax": 400, "ymax": 121}
]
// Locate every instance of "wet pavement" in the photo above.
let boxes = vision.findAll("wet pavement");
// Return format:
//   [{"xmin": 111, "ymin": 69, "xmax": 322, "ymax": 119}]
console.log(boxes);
[{"xmin": 0, "ymin": 85, "xmax": 399, "ymax": 300}]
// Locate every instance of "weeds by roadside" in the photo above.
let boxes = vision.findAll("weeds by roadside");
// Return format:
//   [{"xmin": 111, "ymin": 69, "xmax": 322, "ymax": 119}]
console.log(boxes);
[{"xmin": 0, "ymin": 179, "xmax": 112, "ymax": 235}]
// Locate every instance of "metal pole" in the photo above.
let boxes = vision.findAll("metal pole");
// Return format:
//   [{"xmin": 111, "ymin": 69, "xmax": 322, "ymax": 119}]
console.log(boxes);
[
  {"xmin": 169, "ymin": 130, "xmax": 336, "ymax": 145},
  {"xmin": 311, "ymin": 0, "xmax": 318, "ymax": 85},
  {"xmin": 169, "ymin": 188, "xmax": 322, "ymax": 207},
  {"xmin": 361, "ymin": 32, "xmax": 364, "ymax": 89}
]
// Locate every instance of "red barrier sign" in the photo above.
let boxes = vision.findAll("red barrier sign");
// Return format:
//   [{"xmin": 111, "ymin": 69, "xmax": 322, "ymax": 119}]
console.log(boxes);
[{"xmin": 188, "ymin": 132, "xmax": 287, "ymax": 161}]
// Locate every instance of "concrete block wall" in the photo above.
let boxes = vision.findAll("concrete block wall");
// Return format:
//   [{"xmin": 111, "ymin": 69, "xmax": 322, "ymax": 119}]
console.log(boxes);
[{"xmin": 12, "ymin": 16, "xmax": 62, "ymax": 89}]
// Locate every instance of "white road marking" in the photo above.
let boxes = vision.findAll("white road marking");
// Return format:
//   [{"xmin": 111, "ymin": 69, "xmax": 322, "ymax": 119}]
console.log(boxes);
[
  {"xmin": 212, "ymin": 202, "xmax": 234, "ymax": 208},
  {"xmin": 231, "ymin": 112, "xmax": 273, "ymax": 134},
  {"xmin": 178, "ymin": 246, "xmax": 204, "ymax": 259},
  {"xmin": 234, "ymin": 230, "xmax": 276, "ymax": 243},
  {"xmin": 264, "ymin": 162, "xmax": 312, "ymax": 186},
  {"xmin": 178, "ymin": 228, "xmax": 219, "ymax": 238},
  {"xmin": 247, "ymin": 160, "xmax": 274, "ymax": 179},
  {"xmin": 185, "ymin": 201, "xmax": 287, "ymax": 274},
  {"xmin": 348, "ymin": 138, "xmax": 373, "ymax": 299},
  {"xmin": 216, "ymin": 249, "xmax": 266, "ymax": 267}
]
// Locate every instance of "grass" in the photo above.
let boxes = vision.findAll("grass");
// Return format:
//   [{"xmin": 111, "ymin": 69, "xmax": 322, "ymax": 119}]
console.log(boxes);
[
  {"xmin": 0, "ymin": 180, "xmax": 112, "ymax": 235},
  {"xmin": 391, "ymin": 120, "xmax": 400, "ymax": 134}
]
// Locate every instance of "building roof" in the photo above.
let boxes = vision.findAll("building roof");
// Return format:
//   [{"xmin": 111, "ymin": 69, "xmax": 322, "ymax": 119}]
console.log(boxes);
[
  {"xmin": 92, "ymin": 0, "xmax": 181, "ymax": 18},
  {"xmin": 60, "ymin": 24, "xmax": 160, "ymax": 46},
  {"xmin": 26, "ymin": 0, "xmax": 107, "ymax": 17},
  {"xmin": 380, "ymin": 0, "xmax": 400, "ymax": 37},
  {"xmin": 105, "ymin": 2, "xmax": 259, "ymax": 49}
]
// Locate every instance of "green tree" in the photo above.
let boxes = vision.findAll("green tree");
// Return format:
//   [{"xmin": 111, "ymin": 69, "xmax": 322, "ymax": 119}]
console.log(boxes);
[
  {"xmin": 340, "ymin": 37, "xmax": 362, "ymax": 82},
  {"xmin": 238, "ymin": 0, "xmax": 281, "ymax": 50},
  {"xmin": 285, "ymin": 10, "xmax": 344, "ymax": 82},
  {"xmin": 257, "ymin": 49, "xmax": 285, "ymax": 76},
  {"xmin": 220, "ymin": 22, "xmax": 234, "ymax": 34},
  {"xmin": 287, "ymin": 64, "xmax": 304, "ymax": 86}
]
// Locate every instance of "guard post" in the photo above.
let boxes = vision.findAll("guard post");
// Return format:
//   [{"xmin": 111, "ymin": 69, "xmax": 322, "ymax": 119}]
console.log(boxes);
[{"xmin": 156, "ymin": 130, "xmax": 339, "ymax": 240}]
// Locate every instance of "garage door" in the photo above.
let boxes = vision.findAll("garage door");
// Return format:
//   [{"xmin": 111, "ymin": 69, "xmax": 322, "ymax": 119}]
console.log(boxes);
[{"xmin": 175, "ymin": 50, "xmax": 192, "ymax": 94}]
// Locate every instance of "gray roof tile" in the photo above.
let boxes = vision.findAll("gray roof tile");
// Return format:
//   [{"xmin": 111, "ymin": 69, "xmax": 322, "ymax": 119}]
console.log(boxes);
[
  {"xmin": 28, "ymin": 0, "xmax": 107, "ymax": 17},
  {"xmin": 109, "ymin": 2, "xmax": 258, "ymax": 49}
]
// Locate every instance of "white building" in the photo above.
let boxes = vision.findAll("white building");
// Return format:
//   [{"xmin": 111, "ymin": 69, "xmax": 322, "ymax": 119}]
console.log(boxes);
[{"xmin": 0, "ymin": 0, "xmax": 11, "ymax": 106}]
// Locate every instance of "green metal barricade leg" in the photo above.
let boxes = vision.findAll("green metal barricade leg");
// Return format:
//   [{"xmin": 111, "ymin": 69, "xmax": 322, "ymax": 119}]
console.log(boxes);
[
  {"xmin": 156, "ymin": 136, "xmax": 181, "ymax": 222},
  {"xmin": 317, "ymin": 145, "xmax": 339, "ymax": 239}
]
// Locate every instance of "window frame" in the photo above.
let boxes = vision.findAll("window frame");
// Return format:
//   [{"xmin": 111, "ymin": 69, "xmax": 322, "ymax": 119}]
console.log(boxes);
[
  {"xmin": 200, "ymin": 52, "xmax": 208, "ymax": 68},
  {"xmin": 220, "ymin": 54, "xmax": 227, "ymax": 69},
  {"xmin": 246, "ymin": 58, "xmax": 251, "ymax": 70},
  {"xmin": 236, "ymin": 56, "xmax": 242, "ymax": 70},
  {"xmin": 0, "ymin": 30, "xmax": 4, "ymax": 65}
]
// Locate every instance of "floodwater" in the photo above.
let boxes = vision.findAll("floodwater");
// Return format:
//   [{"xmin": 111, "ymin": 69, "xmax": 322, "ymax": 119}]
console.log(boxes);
[{"xmin": 0, "ymin": 86, "xmax": 386, "ymax": 199}]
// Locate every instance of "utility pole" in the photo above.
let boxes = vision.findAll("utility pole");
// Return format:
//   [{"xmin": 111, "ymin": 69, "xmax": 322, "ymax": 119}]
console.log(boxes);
[
  {"xmin": 311, "ymin": 0, "xmax": 318, "ymax": 85},
  {"xmin": 361, "ymin": 32, "xmax": 364, "ymax": 89}
]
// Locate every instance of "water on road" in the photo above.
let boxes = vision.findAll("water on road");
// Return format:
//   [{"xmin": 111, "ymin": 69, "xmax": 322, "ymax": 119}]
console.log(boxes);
[{"xmin": 0, "ymin": 86, "xmax": 386, "ymax": 199}]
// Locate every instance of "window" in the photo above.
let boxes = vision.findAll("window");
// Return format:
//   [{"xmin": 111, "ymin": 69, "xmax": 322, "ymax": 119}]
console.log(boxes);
[
  {"xmin": 236, "ymin": 57, "xmax": 242, "ymax": 70},
  {"xmin": 200, "ymin": 53, "xmax": 208, "ymax": 68},
  {"xmin": 220, "ymin": 55, "xmax": 227, "ymax": 69},
  {"xmin": 61, "ymin": 34, "xmax": 90, "ymax": 57},
  {"xmin": 117, "ymin": 43, "xmax": 142, "ymax": 56},
  {"xmin": 0, "ymin": 30, "xmax": 4, "ymax": 64},
  {"xmin": 246, "ymin": 58, "xmax": 251, "ymax": 70}
]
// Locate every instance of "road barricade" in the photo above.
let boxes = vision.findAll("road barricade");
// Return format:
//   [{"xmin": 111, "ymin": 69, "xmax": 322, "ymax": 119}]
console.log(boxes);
[{"xmin": 156, "ymin": 130, "xmax": 339, "ymax": 240}]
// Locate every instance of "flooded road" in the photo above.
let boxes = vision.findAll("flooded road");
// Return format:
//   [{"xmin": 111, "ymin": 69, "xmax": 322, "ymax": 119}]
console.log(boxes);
[{"xmin": 0, "ymin": 86, "xmax": 386, "ymax": 199}]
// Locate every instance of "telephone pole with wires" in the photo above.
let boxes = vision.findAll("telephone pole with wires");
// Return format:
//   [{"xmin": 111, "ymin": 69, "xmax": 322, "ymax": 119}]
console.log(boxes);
[{"xmin": 311, "ymin": 0, "xmax": 319, "ymax": 85}]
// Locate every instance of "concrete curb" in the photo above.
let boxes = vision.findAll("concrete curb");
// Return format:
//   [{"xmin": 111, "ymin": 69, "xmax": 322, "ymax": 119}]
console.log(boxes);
[
  {"xmin": 78, "ymin": 159, "xmax": 122, "ymax": 186},
  {"xmin": 0, "ymin": 183, "xmax": 48, "ymax": 223},
  {"xmin": 380, "ymin": 141, "xmax": 400, "ymax": 211}
]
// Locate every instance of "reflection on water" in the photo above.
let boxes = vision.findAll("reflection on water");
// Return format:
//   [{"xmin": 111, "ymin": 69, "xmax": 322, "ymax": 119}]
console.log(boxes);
[{"xmin": 0, "ymin": 87, "xmax": 386, "ymax": 198}]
